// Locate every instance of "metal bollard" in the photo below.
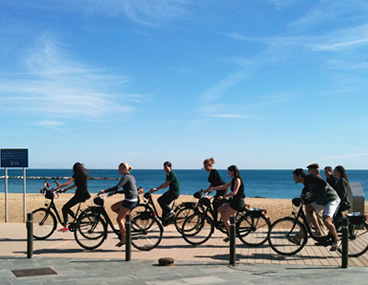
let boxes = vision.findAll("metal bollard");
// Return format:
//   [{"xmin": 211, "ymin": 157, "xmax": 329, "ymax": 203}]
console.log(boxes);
[
  {"xmin": 229, "ymin": 215, "xmax": 236, "ymax": 266},
  {"xmin": 125, "ymin": 214, "xmax": 131, "ymax": 261},
  {"xmin": 26, "ymin": 213, "xmax": 33, "ymax": 258},
  {"xmin": 341, "ymin": 217, "xmax": 348, "ymax": 268}
]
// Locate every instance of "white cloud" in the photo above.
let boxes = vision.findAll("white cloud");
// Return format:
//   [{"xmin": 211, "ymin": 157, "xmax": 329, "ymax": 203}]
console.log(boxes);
[
  {"xmin": 83, "ymin": 0, "xmax": 190, "ymax": 27},
  {"xmin": 0, "ymin": 35, "xmax": 145, "ymax": 122}
]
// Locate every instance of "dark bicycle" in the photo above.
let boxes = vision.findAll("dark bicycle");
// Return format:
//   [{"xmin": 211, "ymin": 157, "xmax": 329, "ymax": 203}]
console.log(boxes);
[
  {"xmin": 268, "ymin": 196, "xmax": 368, "ymax": 257},
  {"xmin": 130, "ymin": 189, "xmax": 196, "ymax": 233},
  {"xmin": 74, "ymin": 193, "xmax": 163, "ymax": 251},
  {"xmin": 32, "ymin": 181, "xmax": 87, "ymax": 239},
  {"xmin": 181, "ymin": 190, "xmax": 270, "ymax": 246}
]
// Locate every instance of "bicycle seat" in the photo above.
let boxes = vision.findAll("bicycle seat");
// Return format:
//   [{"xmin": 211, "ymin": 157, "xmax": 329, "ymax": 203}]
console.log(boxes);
[
  {"xmin": 193, "ymin": 191, "xmax": 202, "ymax": 199},
  {"xmin": 340, "ymin": 201, "xmax": 350, "ymax": 211},
  {"xmin": 93, "ymin": 197, "xmax": 104, "ymax": 206},
  {"xmin": 199, "ymin": 196, "xmax": 211, "ymax": 207},
  {"xmin": 144, "ymin": 192, "xmax": 152, "ymax": 199},
  {"xmin": 292, "ymin": 197, "xmax": 304, "ymax": 207}
]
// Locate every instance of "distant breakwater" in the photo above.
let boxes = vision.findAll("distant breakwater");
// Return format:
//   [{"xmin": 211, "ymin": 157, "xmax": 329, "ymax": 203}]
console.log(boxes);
[{"xmin": 0, "ymin": 176, "xmax": 119, "ymax": 180}]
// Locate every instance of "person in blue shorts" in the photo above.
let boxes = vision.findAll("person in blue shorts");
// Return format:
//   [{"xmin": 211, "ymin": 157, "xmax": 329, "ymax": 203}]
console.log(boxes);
[{"xmin": 99, "ymin": 162, "xmax": 139, "ymax": 247}]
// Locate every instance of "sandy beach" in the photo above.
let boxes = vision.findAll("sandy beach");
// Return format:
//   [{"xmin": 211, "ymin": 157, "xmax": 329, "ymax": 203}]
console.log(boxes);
[{"xmin": 1, "ymin": 193, "xmax": 367, "ymax": 224}]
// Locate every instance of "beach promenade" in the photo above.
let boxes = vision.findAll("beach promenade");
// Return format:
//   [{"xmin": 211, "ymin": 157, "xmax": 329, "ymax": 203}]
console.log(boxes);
[{"xmin": 1, "ymin": 222, "xmax": 368, "ymax": 284}]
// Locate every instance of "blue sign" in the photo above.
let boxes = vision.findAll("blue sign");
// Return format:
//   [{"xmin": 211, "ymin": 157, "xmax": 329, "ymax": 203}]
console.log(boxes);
[{"xmin": 1, "ymin": 149, "xmax": 28, "ymax": 168}]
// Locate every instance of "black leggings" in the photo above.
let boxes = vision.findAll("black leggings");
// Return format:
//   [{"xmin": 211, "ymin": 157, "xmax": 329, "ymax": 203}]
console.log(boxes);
[
  {"xmin": 62, "ymin": 195, "xmax": 86, "ymax": 225},
  {"xmin": 157, "ymin": 191, "xmax": 178, "ymax": 218}
]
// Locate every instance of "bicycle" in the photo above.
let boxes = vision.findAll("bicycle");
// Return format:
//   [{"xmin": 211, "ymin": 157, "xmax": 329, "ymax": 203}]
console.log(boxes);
[
  {"xmin": 130, "ymin": 189, "xmax": 196, "ymax": 233},
  {"xmin": 74, "ymin": 193, "xmax": 163, "ymax": 251},
  {"xmin": 268, "ymin": 196, "xmax": 368, "ymax": 257},
  {"xmin": 32, "ymin": 181, "xmax": 87, "ymax": 239},
  {"xmin": 181, "ymin": 190, "xmax": 270, "ymax": 246}
]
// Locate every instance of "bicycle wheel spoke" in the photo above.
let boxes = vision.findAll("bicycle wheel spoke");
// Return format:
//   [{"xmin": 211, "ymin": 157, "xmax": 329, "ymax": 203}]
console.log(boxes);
[
  {"xmin": 32, "ymin": 208, "xmax": 56, "ymax": 240},
  {"xmin": 268, "ymin": 217, "xmax": 307, "ymax": 256},
  {"xmin": 238, "ymin": 214, "xmax": 270, "ymax": 247},
  {"xmin": 346, "ymin": 222, "xmax": 368, "ymax": 257},
  {"xmin": 131, "ymin": 215, "xmax": 163, "ymax": 251},
  {"xmin": 174, "ymin": 207, "xmax": 195, "ymax": 234},
  {"xmin": 74, "ymin": 213, "xmax": 107, "ymax": 250},
  {"xmin": 181, "ymin": 214, "xmax": 214, "ymax": 245}
]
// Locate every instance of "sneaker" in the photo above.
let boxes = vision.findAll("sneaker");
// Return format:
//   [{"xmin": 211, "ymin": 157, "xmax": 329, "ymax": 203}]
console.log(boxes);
[
  {"xmin": 330, "ymin": 241, "xmax": 342, "ymax": 252},
  {"xmin": 288, "ymin": 238, "xmax": 301, "ymax": 245},
  {"xmin": 58, "ymin": 228, "xmax": 69, "ymax": 232},
  {"xmin": 164, "ymin": 211, "xmax": 175, "ymax": 220}
]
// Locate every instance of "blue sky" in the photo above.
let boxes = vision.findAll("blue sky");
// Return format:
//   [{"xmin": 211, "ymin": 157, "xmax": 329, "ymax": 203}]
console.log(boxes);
[{"xmin": 1, "ymin": 0, "xmax": 368, "ymax": 170}]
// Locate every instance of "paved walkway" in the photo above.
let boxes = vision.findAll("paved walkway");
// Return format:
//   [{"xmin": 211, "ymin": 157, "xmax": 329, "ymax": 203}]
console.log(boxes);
[{"xmin": 1, "ymin": 223, "xmax": 368, "ymax": 284}]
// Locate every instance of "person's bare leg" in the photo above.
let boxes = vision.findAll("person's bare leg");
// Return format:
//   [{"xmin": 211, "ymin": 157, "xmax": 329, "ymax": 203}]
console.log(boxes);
[{"xmin": 116, "ymin": 206, "xmax": 130, "ymax": 245}]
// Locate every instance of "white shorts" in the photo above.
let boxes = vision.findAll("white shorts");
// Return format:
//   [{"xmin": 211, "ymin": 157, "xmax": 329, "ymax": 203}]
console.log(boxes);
[{"xmin": 311, "ymin": 197, "xmax": 341, "ymax": 218}]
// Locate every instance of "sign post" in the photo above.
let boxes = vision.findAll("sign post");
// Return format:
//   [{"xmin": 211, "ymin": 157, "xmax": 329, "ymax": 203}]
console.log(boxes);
[{"xmin": 1, "ymin": 149, "xmax": 29, "ymax": 223}]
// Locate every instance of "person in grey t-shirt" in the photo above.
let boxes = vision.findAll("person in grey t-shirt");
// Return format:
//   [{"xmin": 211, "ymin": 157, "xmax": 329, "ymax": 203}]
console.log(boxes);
[{"xmin": 99, "ymin": 162, "xmax": 138, "ymax": 247}]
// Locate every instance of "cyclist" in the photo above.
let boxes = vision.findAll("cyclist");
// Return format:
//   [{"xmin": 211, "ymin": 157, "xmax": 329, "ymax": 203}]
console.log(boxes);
[
  {"xmin": 333, "ymin": 165, "xmax": 351, "ymax": 219},
  {"xmin": 202, "ymin": 157, "xmax": 228, "ymax": 222},
  {"xmin": 293, "ymin": 168, "xmax": 341, "ymax": 251},
  {"xmin": 54, "ymin": 162, "xmax": 91, "ymax": 232},
  {"xmin": 208, "ymin": 165, "xmax": 245, "ymax": 242},
  {"xmin": 151, "ymin": 161, "xmax": 180, "ymax": 221},
  {"xmin": 99, "ymin": 162, "xmax": 139, "ymax": 247}
]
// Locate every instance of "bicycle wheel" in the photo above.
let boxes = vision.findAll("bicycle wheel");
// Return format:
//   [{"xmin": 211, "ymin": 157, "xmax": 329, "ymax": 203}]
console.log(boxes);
[
  {"xmin": 131, "ymin": 214, "xmax": 163, "ymax": 251},
  {"xmin": 32, "ymin": 208, "xmax": 57, "ymax": 240},
  {"xmin": 181, "ymin": 214, "xmax": 214, "ymax": 245},
  {"xmin": 174, "ymin": 206, "xmax": 196, "ymax": 233},
  {"xmin": 130, "ymin": 204, "xmax": 154, "ymax": 230},
  {"xmin": 74, "ymin": 212, "xmax": 107, "ymax": 250},
  {"xmin": 237, "ymin": 213, "xmax": 270, "ymax": 247},
  {"xmin": 346, "ymin": 222, "xmax": 368, "ymax": 257},
  {"xmin": 268, "ymin": 217, "xmax": 307, "ymax": 256}
]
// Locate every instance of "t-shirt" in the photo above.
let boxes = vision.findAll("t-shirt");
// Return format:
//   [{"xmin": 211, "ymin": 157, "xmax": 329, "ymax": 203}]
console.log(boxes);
[
  {"xmin": 208, "ymin": 169, "xmax": 227, "ymax": 197},
  {"xmin": 302, "ymin": 174, "xmax": 338, "ymax": 206},
  {"xmin": 105, "ymin": 172, "xmax": 138, "ymax": 201},
  {"xmin": 231, "ymin": 178, "xmax": 245, "ymax": 199},
  {"xmin": 73, "ymin": 172, "xmax": 90, "ymax": 200},
  {"xmin": 167, "ymin": 171, "xmax": 180, "ymax": 197}
]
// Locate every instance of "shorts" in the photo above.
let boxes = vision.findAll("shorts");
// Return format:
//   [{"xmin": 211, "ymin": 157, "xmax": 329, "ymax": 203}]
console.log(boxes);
[
  {"xmin": 121, "ymin": 200, "xmax": 138, "ymax": 210},
  {"xmin": 311, "ymin": 197, "xmax": 341, "ymax": 218},
  {"xmin": 229, "ymin": 198, "xmax": 245, "ymax": 212}
]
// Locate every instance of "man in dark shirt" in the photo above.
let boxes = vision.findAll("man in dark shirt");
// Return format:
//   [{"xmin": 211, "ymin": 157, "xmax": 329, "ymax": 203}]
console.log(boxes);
[
  {"xmin": 324, "ymin": 166, "xmax": 337, "ymax": 189},
  {"xmin": 152, "ymin": 161, "xmax": 181, "ymax": 221},
  {"xmin": 293, "ymin": 168, "xmax": 341, "ymax": 251}
]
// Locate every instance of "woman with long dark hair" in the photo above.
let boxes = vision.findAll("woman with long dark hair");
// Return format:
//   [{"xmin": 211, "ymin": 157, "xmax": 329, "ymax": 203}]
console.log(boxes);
[
  {"xmin": 209, "ymin": 165, "xmax": 245, "ymax": 241},
  {"xmin": 55, "ymin": 162, "xmax": 91, "ymax": 231},
  {"xmin": 334, "ymin": 165, "xmax": 350, "ymax": 212}
]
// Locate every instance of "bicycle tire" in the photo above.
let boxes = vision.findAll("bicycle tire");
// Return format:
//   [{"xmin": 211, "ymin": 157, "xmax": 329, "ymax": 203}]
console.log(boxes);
[
  {"xmin": 181, "ymin": 214, "xmax": 214, "ymax": 245},
  {"xmin": 32, "ymin": 208, "xmax": 57, "ymax": 240},
  {"xmin": 345, "ymin": 222, "xmax": 368, "ymax": 257},
  {"xmin": 268, "ymin": 217, "xmax": 307, "ymax": 256},
  {"xmin": 131, "ymin": 214, "xmax": 163, "ymax": 251},
  {"xmin": 237, "ymin": 213, "xmax": 270, "ymax": 247},
  {"xmin": 130, "ymin": 204, "xmax": 154, "ymax": 230},
  {"xmin": 174, "ymin": 206, "xmax": 196, "ymax": 233},
  {"xmin": 74, "ymin": 212, "xmax": 107, "ymax": 250}
]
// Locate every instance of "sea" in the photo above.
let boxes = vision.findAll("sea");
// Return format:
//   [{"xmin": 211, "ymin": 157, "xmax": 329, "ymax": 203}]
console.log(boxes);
[{"xmin": 1, "ymin": 169, "xmax": 368, "ymax": 200}]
